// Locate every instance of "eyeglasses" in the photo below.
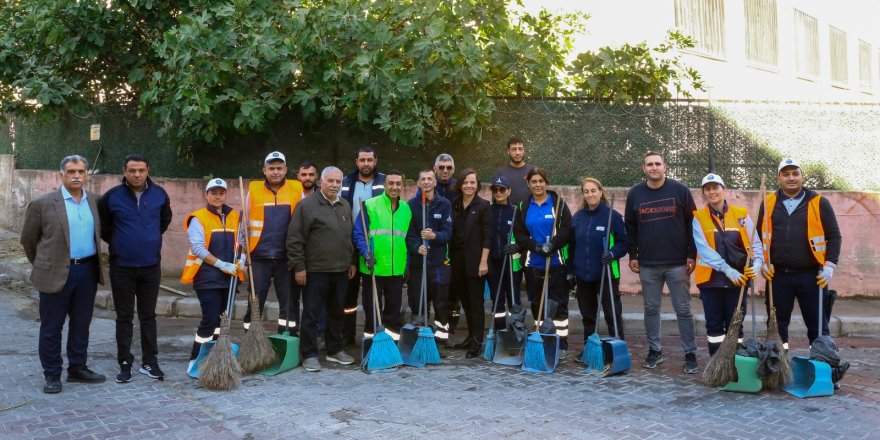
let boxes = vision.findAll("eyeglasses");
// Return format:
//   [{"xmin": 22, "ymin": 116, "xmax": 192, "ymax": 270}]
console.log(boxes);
[
  {"xmin": 491, "ymin": 187, "xmax": 508, "ymax": 193},
  {"xmin": 437, "ymin": 165, "xmax": 453, "ymax": 171}
]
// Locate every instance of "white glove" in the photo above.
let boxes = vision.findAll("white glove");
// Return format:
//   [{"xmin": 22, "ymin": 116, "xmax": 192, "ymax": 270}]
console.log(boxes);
[
  {"xmin": 722, "ymin": 266, "xmax": 747, "ymax": 287},
  {"xmin": 213, "ymin": 260, "xmax": 238, "ymax": 276},
  {"xmin": 817, "ymin": 262, "xmax": 835, "ymax": 288}
]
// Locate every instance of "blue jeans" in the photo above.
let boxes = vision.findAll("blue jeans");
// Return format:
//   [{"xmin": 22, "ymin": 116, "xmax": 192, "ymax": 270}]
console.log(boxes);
[{"xmin": 639, "ymin": 264, "xmax": 696, "ymax": 354}]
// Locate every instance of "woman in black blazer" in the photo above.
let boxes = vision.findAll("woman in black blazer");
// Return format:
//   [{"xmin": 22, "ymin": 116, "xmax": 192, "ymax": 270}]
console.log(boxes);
[{"xmin": 449, "ymin": 168, "xmax": 492, "ymax": 358}]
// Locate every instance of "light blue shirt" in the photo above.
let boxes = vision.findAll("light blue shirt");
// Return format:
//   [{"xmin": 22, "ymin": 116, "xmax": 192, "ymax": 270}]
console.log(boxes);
[
  {"xmin": 781, "ymin": 190, "xmax": 806, "ymax": 215},
  {"xmin": 61, "ymin": 186, "xmax": 96, "ymax": 259},
  {"xmin": 351, "ymin": 179, "xmax": 374, "ymax": 222}
]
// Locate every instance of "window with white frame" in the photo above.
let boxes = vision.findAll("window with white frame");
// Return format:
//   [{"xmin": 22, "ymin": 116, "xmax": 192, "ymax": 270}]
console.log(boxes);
[
  {"xmin": 744, "ymin": 0, "xmax": 778, "ymax": 67},
  {"xmin": 858, "ymin": 40, "xmax": 872, "ymax": 92},
  {"xmin": 829, "ymin": 26, "xmax": 848, "ymax": 86},
  {"xmin": 675, "ymin": 0, "xmax": 726, "ymax": 58},
  {"xmin": 793, "ymin": 9, "xmax": 819, "ymax": 78}
]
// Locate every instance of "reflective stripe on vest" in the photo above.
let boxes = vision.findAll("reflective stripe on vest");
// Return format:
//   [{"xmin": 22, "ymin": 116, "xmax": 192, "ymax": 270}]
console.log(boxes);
[
  {"xmin": 359, "ymin": 193, "xmax": 411, "ymax": 275},
  {"xmin": 181, "ymin": 208, "xmax": 243, "ymax": 284},
  {"xmin": 762, "ymin": 193, "xmax": 826, "ymax": 265},
  {"xmin": 247, "ymin": 179, "xmax": 303, "ymax": 252},
  {"xmin": 693, "ymin": 205, "xmax": 751, "ymax": 285}
]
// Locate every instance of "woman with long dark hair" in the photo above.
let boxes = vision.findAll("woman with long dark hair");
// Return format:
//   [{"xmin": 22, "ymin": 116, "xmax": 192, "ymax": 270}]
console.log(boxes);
[{"xmin": 449, "ymin": 168, "xmax": 492, "ymax": 358}]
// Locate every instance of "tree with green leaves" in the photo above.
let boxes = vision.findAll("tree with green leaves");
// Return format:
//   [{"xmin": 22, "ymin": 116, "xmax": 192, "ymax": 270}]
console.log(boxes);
[
  {"xmin": 1, "ymin": 0, "xmax": 585, "ymax": 151},
  {"xmin": 568, "ymin": 30, "xmax": 706, "ymax": 103}
]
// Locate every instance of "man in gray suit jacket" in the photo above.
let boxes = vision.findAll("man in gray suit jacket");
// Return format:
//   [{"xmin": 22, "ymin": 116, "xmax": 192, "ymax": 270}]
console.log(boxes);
[{"xmin": 21, "ymin": 155, "xmax": 106, "ymax": 394}]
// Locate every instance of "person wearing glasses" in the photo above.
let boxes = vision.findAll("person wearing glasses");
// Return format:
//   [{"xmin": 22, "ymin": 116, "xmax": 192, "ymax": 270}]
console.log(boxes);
[
  {"xmin": 433, "ymin": 153, "xmax": 457, "ymax": 201},
  {"xmin": 488, "ymin": 176, "xmax": 521, "ymax": 330}
]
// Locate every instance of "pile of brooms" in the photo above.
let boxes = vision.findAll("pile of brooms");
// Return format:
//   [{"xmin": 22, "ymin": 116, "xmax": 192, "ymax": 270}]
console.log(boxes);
[
  {"xmin": 198, "ymin": 178, "xmax": 284, "ymax": 391},
  {"xmin": 702, "ymin": 175, "xmax": 793, "ymax": 390}
]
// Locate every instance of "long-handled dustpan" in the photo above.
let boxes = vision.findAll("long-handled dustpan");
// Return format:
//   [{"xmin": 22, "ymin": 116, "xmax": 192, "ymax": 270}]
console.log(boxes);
[
  {"xmin": 601, "ymin": 263, "xmax": 630, "ymax": 376},
  {"xmin": 722, "ymin": 282, "xmax": 762, "ymax": 393},
  {"xmin": 258, "ymin": 288, "xmax": 301, "ymax": 375},
  {"xmin": 783, "ymin": 285, "xmax": 834, "ymax": 398},
  {"xmin": 400, "ymin": 192, "xmax": 431, "ymax": 367},
  {"xmin": 494, "ymin": 206, "xmax": 525, "ymax": 366}
]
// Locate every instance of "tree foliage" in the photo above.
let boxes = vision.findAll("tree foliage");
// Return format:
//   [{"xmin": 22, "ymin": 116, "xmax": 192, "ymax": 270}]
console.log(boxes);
[
  {"xmin": 1, "ymin": 0, "xmax": 584, "ymax": 150},
  {"xmin": 569, "ymin": 30, "xmax": 706, "ymax": 102}
]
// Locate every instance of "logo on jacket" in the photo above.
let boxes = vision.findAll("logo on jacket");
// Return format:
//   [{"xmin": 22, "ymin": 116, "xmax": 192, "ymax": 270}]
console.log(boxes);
[{"xmin": 738, "ymin": 217, "xmax": 747, "ymax": 227}]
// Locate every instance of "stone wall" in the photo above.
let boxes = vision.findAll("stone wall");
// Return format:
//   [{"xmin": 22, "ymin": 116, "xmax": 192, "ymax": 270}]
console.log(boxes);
[{"xmin": 3, "ymin": 156, "xmax": 878, "ymax": 297}]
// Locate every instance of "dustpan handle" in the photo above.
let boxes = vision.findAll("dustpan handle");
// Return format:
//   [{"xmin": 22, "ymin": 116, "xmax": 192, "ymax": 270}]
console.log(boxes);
[
  {"xmin": 359, "ymin": 200, "xmax": 382, "ymax": 329},
  {"xmin": 605, "ymin": 264, "xmax": 620, "ymax": 339},
  {"xmin": 507, "ymin": 205, "xmax": 519, "ymax": 311}
]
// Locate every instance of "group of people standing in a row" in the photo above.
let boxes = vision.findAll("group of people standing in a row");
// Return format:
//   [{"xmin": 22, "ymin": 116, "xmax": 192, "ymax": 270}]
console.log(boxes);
[{"xmin": 21, "ymin": 137, "xmax": 841, "ymax": 393}]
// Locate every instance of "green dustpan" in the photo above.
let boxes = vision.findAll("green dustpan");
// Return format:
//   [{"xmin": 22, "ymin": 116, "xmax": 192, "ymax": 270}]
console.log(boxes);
[
  {"xmin": 258, "ymin": 330, "xmax": 300, "ymax": 375},
  {"xmin": 258, "ymin": 291, "xmax": 301, "ymax": 375},
  {"xmin": 721, "ymin": 354, "xmax": 762, "ymax": 393}
]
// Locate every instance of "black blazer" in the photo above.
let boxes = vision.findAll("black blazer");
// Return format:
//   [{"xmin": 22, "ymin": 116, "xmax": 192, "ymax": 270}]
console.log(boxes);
[{"xmin": 451, "ymin": 195, "xmax": 492, "ymax": 278}]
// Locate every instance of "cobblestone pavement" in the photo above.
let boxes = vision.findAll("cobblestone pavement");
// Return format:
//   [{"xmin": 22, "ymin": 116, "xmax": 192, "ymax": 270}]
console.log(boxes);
[{"xmin": 0, "ymin": 282, "xmax": 878, "ymax": 440}]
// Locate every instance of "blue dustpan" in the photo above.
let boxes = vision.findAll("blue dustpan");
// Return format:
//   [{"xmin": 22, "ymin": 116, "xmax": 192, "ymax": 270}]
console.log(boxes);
[
  {"xmin": 187, "ymin": 341, "xmax": 240, "ymax": 378},
  {"xmin": 782, "ymin": 356, "xmax": 834, "ymax": 398}
]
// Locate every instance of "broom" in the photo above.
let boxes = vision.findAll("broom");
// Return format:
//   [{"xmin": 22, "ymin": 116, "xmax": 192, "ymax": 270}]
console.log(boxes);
[
  {"xmin": 236, "ymin": 177, "xmax": 277, "ymax": 374},
  {"xmin": 359, "ymin": 201, "xmax": 403, "ymax": 371},
  {"xmin": 702, "ymin": 257, "xmax": 751, "ymax": 387},
  {"xmin": 584, "ymin": 195, "xmax": 616, "ymax": 371},
  {"xmin": 759, "ymin": 175, "xmax": 794, "ymax": 389},
  {"xmin": 483, "ymin": 205, "xmax": 517, "ymax": 361},
  {"xmin": 200, "ymin": 220, "xmax": 244, "ymax": 390},
  {"xmin": 523, "ymin": 196, "xmax": 561, "ymax": 372},
  {"xmin": 411, "ymin": 191, "xmax": 441, "ymax": 365}
]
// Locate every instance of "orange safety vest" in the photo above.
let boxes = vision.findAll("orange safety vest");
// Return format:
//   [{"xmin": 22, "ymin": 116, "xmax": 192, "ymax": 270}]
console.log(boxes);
[
  {"xmin": 247, "ymin": 179, "xmax": 303, "ymax": 252},
  {"xmin": 694, "ymin": 205, "xmax": 751, "ymax": 285},
  {"xmin": 181, "ymin": 207, "xmax": 244, "ymax": 284},
  {"xmin": 762, "ymin": 193, "xmax": 826, "ymax": 265}
]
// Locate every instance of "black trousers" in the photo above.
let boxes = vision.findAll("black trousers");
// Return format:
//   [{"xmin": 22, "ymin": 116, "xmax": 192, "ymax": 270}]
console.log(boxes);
[
  {"xmin": 487, "ymin": 257, "xmax": 521, "ymax": 329},
  {"xmin": 190, "ymin": 287, "xmax": 228, "ymax": 359},
  {"xmin": 700, "ymin": 285, "xmax": 746, "ymax": 354},
  {"xmin": 576, "ymin": 277, "xmax": 625, "ymax": 340},
  {"xmin": 767, "ymin": 270, "xmax": 829, "ymax": 345},
  {"xmin": 524, "ymin": 265, "xmax": 569, "ymax": 350},
  {"xmin": 110, "ymin": 263, "xmax": 161, "ymax": 366},
  {"xmin": 407, "ymin": 265, "xmax": 451, "ymax": 339},
  {"xmin": 361, "ymin": 274, "xmax": 404, "ymax": 335},
  {"xmin": 244, "ymin": 258, "xmax": 291, "ymax": 329},
  {"xmin": 284, "ymin": 272, "xmax": 305, "ymax": 335},
  {"xmin": 39, "ymin": 261, "xmax": 98, "ymax": 377},
  {"xmin": 342, "ymin": 275, "xmax": 361, "ymax": 343},
  {"xmin": 301, "ymin": 272, "xmax": 348, "ymax": 359},
  {"xmin": 451, "ymin": 249, "xmax": 486, "ymax": 344}
]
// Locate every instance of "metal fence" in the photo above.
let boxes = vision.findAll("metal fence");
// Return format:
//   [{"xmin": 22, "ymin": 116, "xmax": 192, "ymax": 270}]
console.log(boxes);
[{"xmin": 5, "ymin": 99, "xmax": 875, "ymax": 190}]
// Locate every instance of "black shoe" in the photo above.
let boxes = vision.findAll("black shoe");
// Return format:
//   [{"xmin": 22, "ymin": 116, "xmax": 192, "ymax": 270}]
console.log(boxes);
[
  {"xmin": 43, "ymin": 376, "xmax": 62, "ymax": 394},
  {"xmin": 139, "ymin": 362, "xmax": 165, "ymax": 380},
  {"xmin": 465, "ymin": 340, "xmax": 481, "ymax": 359},
  {"xmin": 683, "ymin": 353, "xmax": 699, "ymax": 374},
  {"xmin": 116, "ymin": 362, "xmax": 132, "ymax": 383},
  {"xmin": 67, "ymin": 367, "xmax": 106, "ymax": 383},
  {"xmin": 452, "ymin": 337, "xmax": 473, "ymax": 349},
  {"xmin": 643, "ymin": 349, "xmax": 664, "ymax": 369}
]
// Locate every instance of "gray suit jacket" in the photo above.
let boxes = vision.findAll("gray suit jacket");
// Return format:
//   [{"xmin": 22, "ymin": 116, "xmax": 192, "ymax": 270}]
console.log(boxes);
[{"xmin": 20, "ymin": 189, "xmax": 104, "ymax": 293}]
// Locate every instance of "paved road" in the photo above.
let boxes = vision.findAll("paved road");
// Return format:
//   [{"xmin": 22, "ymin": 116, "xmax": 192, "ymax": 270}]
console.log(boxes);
[{"xmin": 0, "ymin": 279, "xmax": 878, "ymax": 440}]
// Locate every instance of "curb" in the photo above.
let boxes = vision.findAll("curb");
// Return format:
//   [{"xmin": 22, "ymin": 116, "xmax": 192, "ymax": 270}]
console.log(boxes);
[{"xmin": 4, "ymin": 263, "xmax": 876, "ymax": 338}]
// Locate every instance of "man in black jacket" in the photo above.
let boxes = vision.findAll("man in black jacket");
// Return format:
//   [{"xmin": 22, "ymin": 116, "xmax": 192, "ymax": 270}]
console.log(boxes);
[
  {"xmin": 98, "ymin": 155, "xmax": 172, "ymax": 383},
  {"xmin": 405, "ymin": 169, "xmax": 453, "ymax": 348},
  {"xmin": 757, "ymin": 158, "xmax": 842, "ymax": 352},
  {"xmin": 624, "ymin": 151, "xmax": 698, "ymax": 374}
]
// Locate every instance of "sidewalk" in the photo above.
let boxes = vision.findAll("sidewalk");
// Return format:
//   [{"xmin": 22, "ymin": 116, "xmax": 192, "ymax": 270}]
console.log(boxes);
[{"xmin": 2, "ymin": 229, "xmax": 878, "ymax": 339}]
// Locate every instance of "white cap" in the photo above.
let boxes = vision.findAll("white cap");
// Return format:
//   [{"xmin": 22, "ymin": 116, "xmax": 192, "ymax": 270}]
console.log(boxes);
[
  {"xmin": 700, "ymin": 173, "xmax": 725, "ymax": 188},
  {"xmin": 264, "ymin": 151, "xmax": 286, "ymax": 164},
  {"xmin": 777, "ymin": 158, "xmax": 800, "ymax": 173},
  {"xmin": 205, "ymin": 178, "xmax": 227, "ymax": 192}
]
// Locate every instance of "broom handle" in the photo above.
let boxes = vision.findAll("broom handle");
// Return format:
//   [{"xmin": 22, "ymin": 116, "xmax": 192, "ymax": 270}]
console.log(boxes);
[
  {"xmin": 488, "ymin": 253, "xmax": 508, "ymax": 333},
  {"xmin": 421, "ymin": 191, "xmax": 428, "ymax": 322},
  {"xmin": 238, "ymin": 178, "xmax": 262, "ymax": 320},
  {"xmin": 359, "ymin": 200, "xmax": 382, "ymax": 329},
  {"xmin": 605, "ymin": 264, "xmax": 621, "ymax": 339},
  {"xmin": 224, "ymin": 217, "xmax": 245, "ymax": 331},
  {"xmin": 601, "ymin": 195, "xmax": 616, "ymax": 336},
  {"xmin": 759, "ymin": 174, "xmax": 775, "ymax": 311},
  {"xmin": 507, "ymin": 205, "xmax": 518, "ymax": 311},
  {"xmin": 536, "ymin": 256, "xmax": 550, "ymax": 332}
]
